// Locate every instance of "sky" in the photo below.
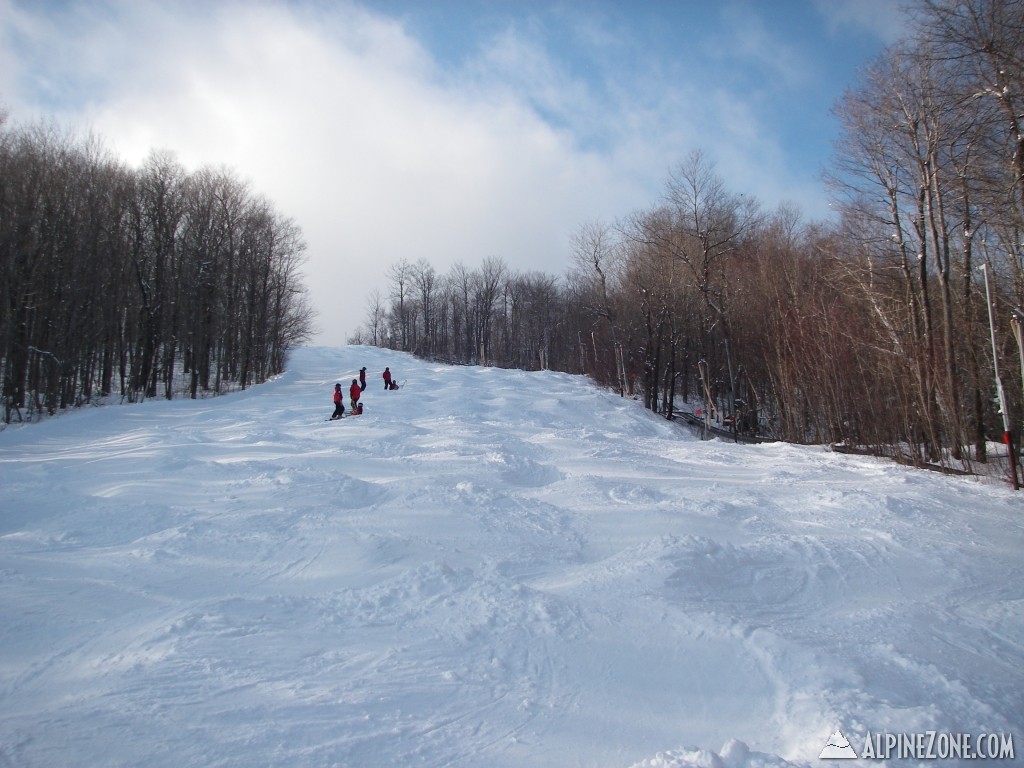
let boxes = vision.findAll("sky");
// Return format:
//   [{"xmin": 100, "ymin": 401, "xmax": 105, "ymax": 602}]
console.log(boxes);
[{"xmin": 0, "ymin": 0, "xmax": 910, "ymax": 343}]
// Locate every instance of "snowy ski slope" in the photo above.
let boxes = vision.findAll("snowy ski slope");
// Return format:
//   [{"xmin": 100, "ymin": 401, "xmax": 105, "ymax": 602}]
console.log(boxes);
[{"xmin": 1, "ymin": 346, "xmax": 1021, "ymax": 767}]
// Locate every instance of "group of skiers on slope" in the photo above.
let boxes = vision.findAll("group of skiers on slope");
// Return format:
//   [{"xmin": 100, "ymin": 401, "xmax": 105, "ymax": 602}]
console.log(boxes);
[{"xmin": 330, "ymin": 366, "xmax": 398, "ymax": 420}]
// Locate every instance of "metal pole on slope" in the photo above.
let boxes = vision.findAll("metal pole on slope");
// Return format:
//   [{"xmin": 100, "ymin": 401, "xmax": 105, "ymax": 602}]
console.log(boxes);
[
  {"xmin": 698, "ymin": 359, "xmax": 712, "ymax": 439},
  {"xmin": 1010, "ymin": 309, "xmax": 1024, "ymax": 487},
  {"xmin": 724, "ymin": 338, "xmax": 737, "ymax": 442},
  {"xmin": 981, "ymin": 264, "xmax": 1019, "ymax": 490},
  {"xmin": 1010, "ymin": 309, "xmax": 1024, "ymax": 401}
]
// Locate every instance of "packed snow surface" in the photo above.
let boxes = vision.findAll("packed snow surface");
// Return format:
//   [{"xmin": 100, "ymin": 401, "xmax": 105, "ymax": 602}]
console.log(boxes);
[{"xmin": 1, "ymin": 346, "xmax": 1021, "ymax": 768}]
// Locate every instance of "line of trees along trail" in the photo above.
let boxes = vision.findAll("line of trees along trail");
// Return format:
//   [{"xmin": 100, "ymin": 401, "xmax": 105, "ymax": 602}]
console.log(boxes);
[
  {"xmin": 354, "ymin": 0, "xmax": 1024, "ymax": 474},
  {"xmin": 0, "ymin": 118, "xmax": 314, "ymax": 423}
]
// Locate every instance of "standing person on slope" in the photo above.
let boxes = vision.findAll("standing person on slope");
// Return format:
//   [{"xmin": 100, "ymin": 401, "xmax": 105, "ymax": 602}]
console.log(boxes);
[
  {"xmin": 331, "ymin": 383, "xmax": 345, "ymax": 420},
  {"xmin": 359, "ymin": 367, "xmax": 367, "ymax": 391},
  {"xmin": 383, "ymin": 367, "xmax": 392, "ymax": 391},
  {"xmin": 349, "ymin": 379, "xmax": 362, "ymax": 412}
]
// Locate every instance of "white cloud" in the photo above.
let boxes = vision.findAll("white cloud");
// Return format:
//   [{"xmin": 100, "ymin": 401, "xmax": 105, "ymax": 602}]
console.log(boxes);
[
  {"xmin": 811, "ymin": 0, "xmax": 911, "ymax": 45},
  {"xmin": 713, "ymin": 2, "xmax": 816, "ymax": 90},
  {"xmin": 2, "ymin": 1, "xmax": 631, "ymax": 340},
  {"xmin": 2, "ymin": 0, "xmax": 866, "ymax": 342}
]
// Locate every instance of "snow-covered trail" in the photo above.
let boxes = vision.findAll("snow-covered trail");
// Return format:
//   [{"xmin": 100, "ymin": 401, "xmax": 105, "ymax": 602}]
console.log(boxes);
[{"xmin": 0, "ymin": 346, "xmax": 1021, "ymax": 768}]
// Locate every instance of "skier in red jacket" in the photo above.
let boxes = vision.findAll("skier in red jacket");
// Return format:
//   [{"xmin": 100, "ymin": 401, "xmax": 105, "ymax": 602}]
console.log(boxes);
[
  {"xmin": 383, "ymin": 367, "xmax": 392, "ymax": 391},
  {"xmin": 349, "ymin": 379, "xmax": 362, "ymax": 411},
  {"xmin": 331, "ymin": 383, "xmax": 345, "ymax": 420}
]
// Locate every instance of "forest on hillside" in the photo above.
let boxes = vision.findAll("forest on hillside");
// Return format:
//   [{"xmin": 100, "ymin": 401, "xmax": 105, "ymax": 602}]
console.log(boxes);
[
  {"xmin": 0, "ymin": 119, "xmax": 315, "ymax": 423},
  {"xmin": 352, "ymin": 0, "xmax": 1024, "ymax": 474}
]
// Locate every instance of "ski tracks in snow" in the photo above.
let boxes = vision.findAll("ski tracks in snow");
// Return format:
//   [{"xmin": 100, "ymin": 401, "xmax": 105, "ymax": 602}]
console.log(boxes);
[{"xmin": 1, "ymin": 346, "xmax": 1023, "ymax": 767}]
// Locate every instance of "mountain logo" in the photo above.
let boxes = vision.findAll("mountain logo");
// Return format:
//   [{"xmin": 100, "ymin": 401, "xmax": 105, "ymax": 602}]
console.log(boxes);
[{"xmin": 819, "ymin": 730, "xmax": 858, "ymax": 759}]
